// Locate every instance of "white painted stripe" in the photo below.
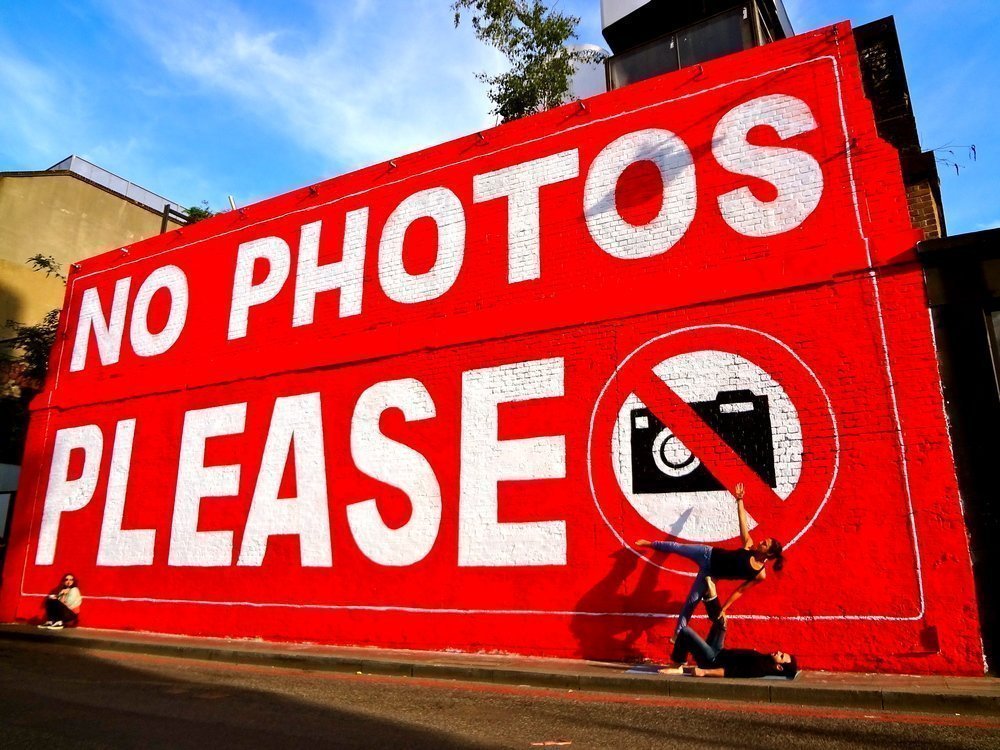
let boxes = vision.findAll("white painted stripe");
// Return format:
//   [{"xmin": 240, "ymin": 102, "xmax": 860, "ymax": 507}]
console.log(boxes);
[
  {"xmin": 829, "ymin": 31, "xmax": 926, "ymax": 619},
  {"xmin": 14, "ymin": 591, "xmax": 925, "ymax": 622}
]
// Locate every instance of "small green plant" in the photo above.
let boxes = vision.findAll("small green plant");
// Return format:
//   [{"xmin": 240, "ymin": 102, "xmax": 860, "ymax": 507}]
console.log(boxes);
[
  {"xmin": 25, "ymin": 253, "xmax": 66, "ymax": 282},
  {"xmin": 185, "ymin": 200, "xmax": 215, "ymax": 224}
]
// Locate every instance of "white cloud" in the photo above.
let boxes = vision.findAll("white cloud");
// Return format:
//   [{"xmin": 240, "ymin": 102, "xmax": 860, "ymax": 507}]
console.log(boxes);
[
  {"xmin": 352, "ymin": 0, "xmax": 376, "ymax": 19},
  {"xmin": 0, "ymin": 38, "xmax": 210, "ymax": 209},
  {"xmin": 0, "ymin": 37, "xmax": 175, "ymax": 196},
  {"xmin": 102, "ymin": 0, "xmax": 504, "ymax": 175},
  {"xmin": 0, "ymin": 45, "xmax": 66, "ymax": 164}
]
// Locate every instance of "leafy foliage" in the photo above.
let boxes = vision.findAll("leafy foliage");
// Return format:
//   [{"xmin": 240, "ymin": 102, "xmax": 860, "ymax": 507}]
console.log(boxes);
[
  {"xmin": 453, "ymin": 0, "xmax": 605, "ymax": 122},
  {"xmin": 4, "ymin": 308, "xmax": 61, "ymax": 389},
  {"xmin": 26, "ymin": 253, "xmax": 66, "ymax": 282},
  {"xmin": 1, "ymin": 256, "xmax": 65, "ymax": 461},
  {"xmin": 186, "ymin": 200, "xmax": 215, "ymax": 224}
]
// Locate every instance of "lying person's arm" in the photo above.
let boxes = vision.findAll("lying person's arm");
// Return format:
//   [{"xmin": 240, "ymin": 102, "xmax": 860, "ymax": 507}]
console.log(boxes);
[{"xmin": 690, "ymin": 667, "xmax": 726, "ymax": 678}]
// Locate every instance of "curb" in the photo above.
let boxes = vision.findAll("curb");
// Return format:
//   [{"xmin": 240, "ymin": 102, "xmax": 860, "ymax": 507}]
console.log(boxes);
[{"xmin": 2, "ymin": 627, "xmax": 997, "ymax": 717}]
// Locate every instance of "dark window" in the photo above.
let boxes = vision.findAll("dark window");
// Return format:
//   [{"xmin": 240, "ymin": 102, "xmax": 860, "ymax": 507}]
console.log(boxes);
[
  {"xmin": 985, "ymin": 309, "xmax": 1000, "ymax": 399},
  {"xmin": 677, "ymin": 9, "xmax": 751, "ymax": 68},
  {"xmin": 608, "ymin": 35, "xmax": 680, "ymax": 89},
  {"xmin": 607, "ymin": 7, "xmax": 756, "ymax": 90},
  {"xmin": 0, "ymin": 492, "xmax": 11, "ymax": 539}
]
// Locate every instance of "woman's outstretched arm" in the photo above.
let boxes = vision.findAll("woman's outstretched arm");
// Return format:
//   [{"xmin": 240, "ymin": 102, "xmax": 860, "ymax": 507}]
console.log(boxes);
[
  {"xmin": 721, "ymin": 573, "xmax": 765, "ymax": 615},
  {"xmin": 734, "ymin": 482, "xmax": 754, "ymax": 549}
]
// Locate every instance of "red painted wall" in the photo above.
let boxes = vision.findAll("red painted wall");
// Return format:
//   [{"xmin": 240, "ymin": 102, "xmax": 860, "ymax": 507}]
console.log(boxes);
[{"xmin": 0, "ymin": 23, "xmax": 984, "ymax": 675}]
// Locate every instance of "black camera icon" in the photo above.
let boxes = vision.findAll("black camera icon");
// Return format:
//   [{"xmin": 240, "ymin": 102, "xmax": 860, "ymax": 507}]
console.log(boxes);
[{"xmin": 629, "ymin": 390, "xmax": 778, "ymax": 494}]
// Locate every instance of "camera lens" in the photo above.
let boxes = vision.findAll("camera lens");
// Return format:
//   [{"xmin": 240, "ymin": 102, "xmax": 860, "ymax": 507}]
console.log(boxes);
[{"xmin": 651, "ymin": 429, "xmax": 701, "ymax": 477}]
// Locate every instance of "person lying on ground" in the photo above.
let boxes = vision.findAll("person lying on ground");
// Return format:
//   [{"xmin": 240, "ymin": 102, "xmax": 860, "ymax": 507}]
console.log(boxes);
[
  {"xmin": 661, "ymin": 618, "xmax": 798, "ymax": 679},
  {"xmin": 39, "ymin": 573, "xmax": 82, "ymax": 630},
  {"xmin": 635, "ymin": 482, "xmax": 784, "ymax": 639}
]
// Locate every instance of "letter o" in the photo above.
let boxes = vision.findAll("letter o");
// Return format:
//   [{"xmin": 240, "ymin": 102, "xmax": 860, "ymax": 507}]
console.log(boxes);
[
  {"xmin": 130, "ymin": 265, "xmax": 189, "ymax": 358},
  {"xmin": 584, "ymin": 128, "xmax": 697, "ymax": 259},
  {"xmin": 378, "ymin": 187, "xmax": 466, "ymax": 304}
]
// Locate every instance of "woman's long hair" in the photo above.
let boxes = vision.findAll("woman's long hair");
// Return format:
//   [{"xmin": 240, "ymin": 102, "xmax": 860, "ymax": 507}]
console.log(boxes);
[{"xmin": 769, "ymin": 542, "xmax": 785, "ymax": 572}]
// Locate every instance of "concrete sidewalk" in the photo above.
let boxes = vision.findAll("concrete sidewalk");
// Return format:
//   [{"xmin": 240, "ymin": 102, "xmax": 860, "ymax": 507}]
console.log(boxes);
[{"xmin": 1, "ymin": 624, "xmax": 997, "ymax": 718}]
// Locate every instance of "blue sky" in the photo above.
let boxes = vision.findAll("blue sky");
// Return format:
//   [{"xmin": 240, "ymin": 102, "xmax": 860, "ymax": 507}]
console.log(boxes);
[{"xmin": 0, "ymin": 1, "xmax": 995, "ymax": 233}]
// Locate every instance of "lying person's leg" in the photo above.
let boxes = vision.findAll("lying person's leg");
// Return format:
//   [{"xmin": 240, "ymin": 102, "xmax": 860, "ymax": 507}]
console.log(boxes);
[
  {"xmin": 702, "ymin": 577, "xmax": 723, "ymax": 622},
  {"xmin": 663, "ymin": 626, "xmax": 717, "ymax": 673},
  {"xmin": 674, "ymin": 568, "xmax": 709, "ymax": 636},
  {"xmin": 706, "ymin": 617, "xmax": 727, "ymax": 652}
]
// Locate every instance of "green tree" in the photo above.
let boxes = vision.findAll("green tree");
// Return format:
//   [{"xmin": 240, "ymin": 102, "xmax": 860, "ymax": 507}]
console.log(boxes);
[
  {"xmin": 4, "ymin": 254, "xmax": 64, "ymax": 388},
  {"xmin": 453, "ymin": 0, "xmax": 605, "ymax": 123},
  {"xmin": 4, "ymin": 309, "xmax": 60, "ymax": 389},
  {"xmin": 1, "ymin": 255, "xmax": 65, "ymax": 462}
]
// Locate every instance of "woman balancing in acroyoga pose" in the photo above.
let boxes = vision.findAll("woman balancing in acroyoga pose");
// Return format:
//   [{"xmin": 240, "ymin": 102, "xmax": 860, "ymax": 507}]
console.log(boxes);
[{"xmin": 636, "ymin": 482, "xmax": 784, "ymax": 638}]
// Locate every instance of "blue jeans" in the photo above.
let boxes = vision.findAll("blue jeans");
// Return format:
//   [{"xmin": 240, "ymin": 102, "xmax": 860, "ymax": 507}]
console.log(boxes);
[
  {"xmin": 672, "ymin": 622, "xmax": 727, "ymax": 667},
  {"xmin": 651, "ymin": 541, "xmax": 712, "ymax": 634}
]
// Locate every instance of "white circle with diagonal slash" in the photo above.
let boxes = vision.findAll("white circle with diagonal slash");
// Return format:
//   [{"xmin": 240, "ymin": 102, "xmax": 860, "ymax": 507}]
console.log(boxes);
[{"xmin": 610, "ymin": 350, "xmax": 803, "ymax": 542}]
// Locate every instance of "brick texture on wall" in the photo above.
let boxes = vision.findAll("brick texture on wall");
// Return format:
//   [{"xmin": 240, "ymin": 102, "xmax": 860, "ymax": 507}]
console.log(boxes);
[
  {"xmin": 0, "ymin": 22, "xmax": 984, "ymax": 676},
  {"xmin": 907, "ymin": 181, "xmax": 944, "ymax": 240}
]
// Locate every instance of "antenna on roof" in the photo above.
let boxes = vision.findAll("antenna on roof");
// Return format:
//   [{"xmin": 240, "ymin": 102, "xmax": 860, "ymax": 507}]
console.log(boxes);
[{"xmin": 228, "ymin": 195, "xmax": 238, "ymax": 211}]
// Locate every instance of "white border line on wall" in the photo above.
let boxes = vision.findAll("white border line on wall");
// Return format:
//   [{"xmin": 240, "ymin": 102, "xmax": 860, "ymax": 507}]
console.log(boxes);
[
  {"xmin": 829, "ymin": 31, "xmax": 926, "ymax": 620},
  {"xmin": 23, "ymin": 52, "xmax": 927, "ymax": 623}
]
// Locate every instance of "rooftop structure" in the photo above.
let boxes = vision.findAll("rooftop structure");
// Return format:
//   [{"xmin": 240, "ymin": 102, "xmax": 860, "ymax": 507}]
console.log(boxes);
[
  {"xmin": 601, "ymin": 1, "xmax": 793, "ymax": 89},
  {"xmin": 0, "ymin": 157, "xmax": 187, "ymax": 344},
  {"xmin": 47, "ymin": 155, "xmax": 186, "ymax": 217}
]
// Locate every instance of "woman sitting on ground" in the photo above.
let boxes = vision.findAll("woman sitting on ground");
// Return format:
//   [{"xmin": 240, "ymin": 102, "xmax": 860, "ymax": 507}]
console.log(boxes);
[{"xmin": 39, "ymin": 573, "xmax": 82, "ymax": 630}]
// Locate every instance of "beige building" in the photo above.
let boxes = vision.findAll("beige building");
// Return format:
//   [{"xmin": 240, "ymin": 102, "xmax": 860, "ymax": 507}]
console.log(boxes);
[{"xmin": 0, "ymin": 155, "xmax": 187, "ymax": 340}]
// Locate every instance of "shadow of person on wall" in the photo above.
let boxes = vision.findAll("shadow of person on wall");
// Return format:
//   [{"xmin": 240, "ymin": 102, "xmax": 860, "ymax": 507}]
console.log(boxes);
[{"xmin": 570, "ymin": 547, "xmax": 673, "ymax": 664}]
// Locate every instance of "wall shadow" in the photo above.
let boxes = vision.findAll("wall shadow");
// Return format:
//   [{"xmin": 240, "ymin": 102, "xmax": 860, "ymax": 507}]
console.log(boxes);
[
  {"xmin": 0, "ymin": 637, "xmax": 498, "ymax": 750},
  {"xmin": 0, "ymin": 277, "xmax": 29, "ymax": 467},
  {"xmin": 1, "ymin": 635, "xmax": 992, "ymax": 750},
  {"xmin": 570, "ymin": 548, "xmax": 673, "ymax": 662},
  {"xmin": 0, "ymin": 275, "xmax": 24, "ymax": 340}
]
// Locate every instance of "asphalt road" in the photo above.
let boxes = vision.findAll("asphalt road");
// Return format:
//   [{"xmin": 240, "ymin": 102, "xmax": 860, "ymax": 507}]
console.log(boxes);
[{"xmin": 0, "ymin": 639, "xmax": 997, "ymax": 750}]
